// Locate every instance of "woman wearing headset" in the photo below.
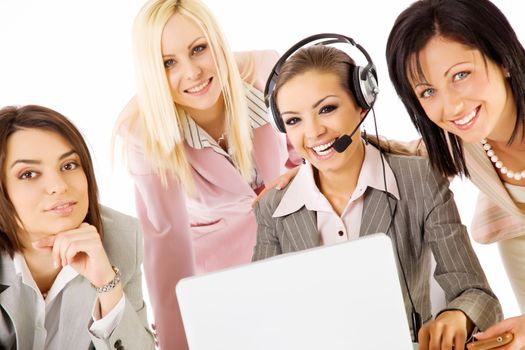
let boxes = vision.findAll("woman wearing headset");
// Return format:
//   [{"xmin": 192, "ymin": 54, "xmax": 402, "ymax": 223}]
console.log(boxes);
[
  {"xmin": 386, "ymin": 0, "xmax": 525, "ymax": 347},
  {"xmin": 253, "ymin": 37, "xmax": 502, "ymax": 349},
  {"xmin": 115, "ymin": 0, "xmax": 298, "ymax": 348}
]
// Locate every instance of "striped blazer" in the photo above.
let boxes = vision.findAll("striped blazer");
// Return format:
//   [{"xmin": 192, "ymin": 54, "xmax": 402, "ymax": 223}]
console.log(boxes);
[
  {"xmin": 253, "ymin": 151, "xmax": 502, "ymax": 332},
  {"xmin": 464, "ymin": 142, "xmax": 525, "ymax": 244}
]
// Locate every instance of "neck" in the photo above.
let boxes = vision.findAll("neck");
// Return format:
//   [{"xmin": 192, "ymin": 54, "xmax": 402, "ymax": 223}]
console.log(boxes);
[
  {"xmin": 486, "ymin": 91, "xmax": 518, "ymax": 142},
  {"xmin": 316, "ymin": 141, "xmax": 365, "ymax": 215},
  {"xmin": 185, "ymin": 95, "xmax": 226, "ymax": 141},
  {"xmin": 22, "ymin": 245, "xmax": 60, "ymax": 293}
]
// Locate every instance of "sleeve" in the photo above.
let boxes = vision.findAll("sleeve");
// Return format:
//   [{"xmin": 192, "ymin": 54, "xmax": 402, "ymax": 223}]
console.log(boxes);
[
  {"xmin": 252, "ymin": 190, "xmax": 283, "ymax": 261},
  {"xmin": 89, "ymin": 222, "xmax": 155, "ymax": 349},
  {"xmin": 422, "ymin": 162, "xmax": 503, "ymax": 330},
  {"xmin": 126, "ymin": 137, "xmax": 193, "ymax": 350},
  {"xmin": 368, "ymin": 135, "xmax": 427, "ymax": 156},
  {"xmin": 89, "ymin": 294, "xmax": 125, "ymax": 338}
]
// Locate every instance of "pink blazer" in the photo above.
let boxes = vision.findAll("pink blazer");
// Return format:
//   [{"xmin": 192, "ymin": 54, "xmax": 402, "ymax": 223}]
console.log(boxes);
[{"xmin": 122, "ymin": 50, "xmax": 295, "ymax": 350}]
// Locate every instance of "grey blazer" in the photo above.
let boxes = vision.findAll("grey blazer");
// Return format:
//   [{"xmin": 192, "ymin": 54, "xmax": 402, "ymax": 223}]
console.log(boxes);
[
  {"xmin": 253, "ymin": 151, "xmax": 502, "ymax": 332},
  {"xmin": 0, "ymin": 206, "xmax": 154, "ymax": 350}
]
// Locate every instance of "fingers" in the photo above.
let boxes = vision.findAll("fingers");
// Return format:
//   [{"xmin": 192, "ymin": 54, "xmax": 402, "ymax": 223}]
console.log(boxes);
[
  {"xmin": 51, "ymin": 224, "xmax": 100, "ymax": 268},
  {"xmin": 418, "ymin": 325, "xmax": 430, "ymax": 350},
  {"xmin": 418, "ymin": 315, "xmax": 467, "ymax": 350},
  {"xmin": 32, "ymin": 235, "xmax": 56, "ymax": 251},
  {"xmin": 475, "ymin": 319, "xmax": 513, "ymax": 340},
  {"xmin": 252, "ymin": 186, "xmax": 270, "ymax": 208}
]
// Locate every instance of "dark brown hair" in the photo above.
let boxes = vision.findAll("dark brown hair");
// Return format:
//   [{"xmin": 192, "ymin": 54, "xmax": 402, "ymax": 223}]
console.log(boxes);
[
  {"xmin": 0, "ymin": 105, "xmax": 102, "ymax": 256},
  {"xmin": 386, "ymin": 0, "xmax": 525, "ymax": 177}
]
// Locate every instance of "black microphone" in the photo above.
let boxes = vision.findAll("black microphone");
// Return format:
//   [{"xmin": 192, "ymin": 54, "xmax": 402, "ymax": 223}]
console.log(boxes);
[
  {"xmin": 332, "ymin": 134, "xmax": 353, "ymax": 153},
  {"xmin": 332, "ymin": 110, "xmax": 371, "ymax": 153}
]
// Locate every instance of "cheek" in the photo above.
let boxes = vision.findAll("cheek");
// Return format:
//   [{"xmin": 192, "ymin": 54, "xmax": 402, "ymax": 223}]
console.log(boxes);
[
  {"xmin": 6, "ymin": 184, "xmax": 35, "ymax": 222},
  {"xmin": 285, "ymin": 129, "xmax": 305, "ymax": 153},
  {"xmin": 419, "ymin": 100, "xmax": 442, "ymax": 123},
  {"xmin": 166, "ymin": 71, "xmax": 182, "ymax": 96},
  {"xmin": 75, "ymin": 173, "xmax": 89, "ymax": 198}
]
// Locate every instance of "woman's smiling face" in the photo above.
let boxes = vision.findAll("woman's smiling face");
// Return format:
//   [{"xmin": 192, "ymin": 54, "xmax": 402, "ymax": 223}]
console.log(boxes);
[
  {"xmin": 411, "ymin": 35, "xmax": 516, "ymax": 143},
  {"xmin": 277, "ymin": 70, "xmax": 366, "ymax": 175}
]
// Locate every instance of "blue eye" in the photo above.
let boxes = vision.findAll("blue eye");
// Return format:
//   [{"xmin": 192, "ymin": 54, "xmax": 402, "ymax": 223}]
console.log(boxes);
[
  {"xmin": 319, "ymin": 105, "xmax": 337, "ymax": 114},
  {"xmin": 453, "ymin": 71, "xmax": 470, "ymax": 81},
  {"xmin": 164, "ymin": 58, "xmax": 176, "ymax": 69},
  {"xmin": 192, "ymin": 44, "xmax": 207, "ymax": 55},
  {"xmin": 284, "ymin": 117, "xmax": 301, "ymax": 126},
  {"xmin": 420, "ymin": 88, "xmax": 434, "ymax": 99}
]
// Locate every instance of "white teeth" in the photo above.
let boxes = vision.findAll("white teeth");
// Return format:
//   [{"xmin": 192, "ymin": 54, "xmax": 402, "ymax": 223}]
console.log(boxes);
[
  {"xmin": 312, "ymin": 140, "xmax": 336, "ymax": 155},
  {"xmin": 453, "ymin": 108, "xmax": 477, "ymax": 125},
  {"xmin": 186, "ymin": 79, "xmax": 210, "ymax": 93}
]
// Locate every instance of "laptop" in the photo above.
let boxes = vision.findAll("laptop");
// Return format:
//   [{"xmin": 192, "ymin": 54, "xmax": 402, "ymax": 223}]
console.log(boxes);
[{"xmin": 176, "ymin": 233, "xmax": 414, "ymax": 350}]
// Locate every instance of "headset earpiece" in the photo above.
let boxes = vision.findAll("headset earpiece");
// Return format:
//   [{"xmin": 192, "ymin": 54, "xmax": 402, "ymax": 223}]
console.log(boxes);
[
  {"xmin": 352, "ymin": 65, "xmax": 378, "ymax": 110},
  {"xmin": 264, "ymin": 33, "xmax": 379, "ymax": 133},
  {"xmin": 268, "ymin": 91, "xmax": 286, "ymax": 133}
]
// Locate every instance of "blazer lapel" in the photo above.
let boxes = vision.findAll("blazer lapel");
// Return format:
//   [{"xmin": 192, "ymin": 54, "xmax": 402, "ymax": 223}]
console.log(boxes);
[
  {"xmin": 185, "ymin": 143, "xmax": 254, "ymax": 196},
  {"xmin": 281, "ymin": 207, "xmax": 319, "ymax": 251},
  {"xmin": 0, "ymin": 254, "xmax": 34, "ymax": 350},
  {"xmin": 465, "ymin": 142, "xmax": 525, "ymax": 218},
  {"xmin": 360, "ymin": 188, "xmax": 398, "ymax": 237},
  {"xmin": 58, "ymin": 275, "xmax": 96, "ymax": 349}
]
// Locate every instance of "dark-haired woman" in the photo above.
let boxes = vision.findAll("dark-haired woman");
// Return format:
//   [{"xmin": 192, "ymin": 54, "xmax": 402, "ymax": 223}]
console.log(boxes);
[
  {"xmin": 0, "ymin": 105, "xmax": 154, "ymax": 349},
  {"xmin": 386, "ymin": 0, "xmax": 525, "ymax": 347}
]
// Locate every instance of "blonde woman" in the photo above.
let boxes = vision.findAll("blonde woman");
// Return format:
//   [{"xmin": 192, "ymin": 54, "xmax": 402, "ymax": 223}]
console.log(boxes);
[{"xmin": 115, "ymin": 0, "xmax": 297, "ymax": 348}]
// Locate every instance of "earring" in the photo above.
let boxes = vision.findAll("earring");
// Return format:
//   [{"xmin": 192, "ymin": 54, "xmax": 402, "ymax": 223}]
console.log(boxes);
[
  {"xmin": 302, "ymin": 158, "xmax": 306, "ymax": 164},
  {"xmin": 505, "ymin": 70, "xmax": 511, "ymax": 78},
  {"xmin": 362, "ymin": 127, "xmax": 369, "ymax": 145}
]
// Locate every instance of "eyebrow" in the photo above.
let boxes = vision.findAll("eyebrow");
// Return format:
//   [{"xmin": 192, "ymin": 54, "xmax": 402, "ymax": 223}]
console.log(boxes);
[
  {"xmin": 10, "ymin": 150, "xmax": 78, "ymax": 169},
  {"xmin": 162, "ymin": 36, "xmax": 206, "ymax": 58},
  {"xmin": 281, "ymin": 95, "xmax": 337, "ymax": 116},
  {"xmin": 414, "ymin": 61, "xmax": 470, "ymax": 89}
]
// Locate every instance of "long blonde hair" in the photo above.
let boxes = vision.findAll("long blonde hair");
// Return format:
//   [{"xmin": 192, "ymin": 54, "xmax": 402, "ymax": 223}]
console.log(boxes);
[{"xmin": 128, "ymin": 0, "xmax": 253, "ymax": 193}]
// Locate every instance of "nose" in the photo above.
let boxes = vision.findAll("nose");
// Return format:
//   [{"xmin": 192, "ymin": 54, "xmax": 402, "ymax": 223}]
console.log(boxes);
[
  {"xmin": 45, "ymin": 172, "xmax": 68, "ymax": 195},
  {"xmin": 304, "ymin": 115, "xmax": 325, "ymax": 139},
  {"xmin": 442, "ymin": 89, "xmax": 464, "ymax": 118},
  {"xmin": 184, "ymin": 59, "xmax": 202, "ymax": 80}
]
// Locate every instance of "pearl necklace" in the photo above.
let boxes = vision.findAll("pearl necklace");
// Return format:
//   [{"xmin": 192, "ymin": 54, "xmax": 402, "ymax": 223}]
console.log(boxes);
[{"xmin": 481, "ymin": 138, "xmax": 525, "ymax": 181}]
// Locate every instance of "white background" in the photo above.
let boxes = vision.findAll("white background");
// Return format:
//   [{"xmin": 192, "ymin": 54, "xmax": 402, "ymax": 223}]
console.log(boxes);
[{"xmin": 0, "ymin": 0, "xmax": 521, "ymax": 320}]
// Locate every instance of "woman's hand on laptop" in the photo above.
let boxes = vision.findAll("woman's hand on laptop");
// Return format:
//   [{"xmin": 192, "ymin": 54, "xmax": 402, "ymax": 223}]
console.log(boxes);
[{"xmin": 418, "ymin": 310, "xmax": 472, "ymax": 350}]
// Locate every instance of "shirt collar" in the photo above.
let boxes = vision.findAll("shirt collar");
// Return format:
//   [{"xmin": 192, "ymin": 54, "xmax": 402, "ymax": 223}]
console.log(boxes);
[
  {"xmin": 183, "ymin": 83, "xmax": 269, "ymax": 151},
  {"xmin": 272, "ymin": 142, "xmax": 400, "ymax": 218},
  {"xmin": 13, "ymin": 252, "xmax": 78, "ymax": 300}
]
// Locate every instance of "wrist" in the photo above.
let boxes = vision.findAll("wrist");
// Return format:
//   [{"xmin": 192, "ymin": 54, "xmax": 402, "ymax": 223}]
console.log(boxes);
[{"xmin": 92, "ymin": 266, "xmax": 121, "ymax": 293}]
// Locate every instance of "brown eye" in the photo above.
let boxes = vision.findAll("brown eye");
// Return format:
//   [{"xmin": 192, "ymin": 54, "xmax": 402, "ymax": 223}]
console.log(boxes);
[
  {"xmin": 19, "ymin": 170, "xmax": 37, "ymax": 180},
  {"xmin": 62, "ymin": 161, "xmax": 79, "ymax": 171},
  {"xmin": 319, "ymin": 105, "xmax": 337, "ymax": 114},
  {"xmin": 284, "ymin": 117, "xmax": 301, "ymax": 126}
]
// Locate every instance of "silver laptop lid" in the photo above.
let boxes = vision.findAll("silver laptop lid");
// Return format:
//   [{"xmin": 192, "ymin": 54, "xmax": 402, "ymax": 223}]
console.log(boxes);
[{"xmin": 176, "ymin": 233, "xmax": 413, "ymax": 350}]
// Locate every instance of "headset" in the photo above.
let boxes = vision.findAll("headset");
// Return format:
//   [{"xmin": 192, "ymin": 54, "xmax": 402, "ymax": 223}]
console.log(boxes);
[
  {"xmin": 264, "ymin": 33, "xmax": 379, "ymax": 134},
  {"xmin": 264, "ymin": 33, "xmax": 422, "ymax": 342}
]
